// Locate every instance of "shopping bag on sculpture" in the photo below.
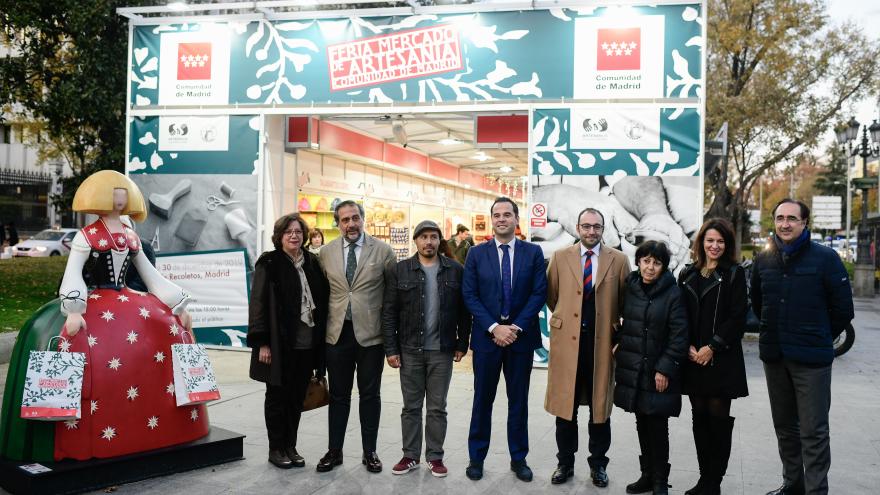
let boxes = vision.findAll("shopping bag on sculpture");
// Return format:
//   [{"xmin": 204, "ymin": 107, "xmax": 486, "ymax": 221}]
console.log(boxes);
[
  {"xmin": 171, "ymin": 341, "xmax": 221, "ymax": 406},
  {"xmin": 20, "ymin": 339, "xmax": 86, "ymax": 421}
]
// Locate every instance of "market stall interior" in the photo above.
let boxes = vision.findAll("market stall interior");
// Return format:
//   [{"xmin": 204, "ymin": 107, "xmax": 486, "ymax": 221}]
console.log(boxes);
[{"xmin": 281, "ymin": 112, "xmax": 530, "ymax": 260}]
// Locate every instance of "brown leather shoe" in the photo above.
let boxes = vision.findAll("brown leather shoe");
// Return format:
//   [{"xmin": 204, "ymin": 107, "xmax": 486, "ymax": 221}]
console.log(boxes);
[
  {"xmin": 316, "ymin": 449, "xmax": 343, "ymax": 472},
  {"xmin": 362, "ymin": 451, "xmax": 383, "ymax": 473},
  {"xmin": 268, "ymin": 449, "xmax": 293, "ymax": 469}
]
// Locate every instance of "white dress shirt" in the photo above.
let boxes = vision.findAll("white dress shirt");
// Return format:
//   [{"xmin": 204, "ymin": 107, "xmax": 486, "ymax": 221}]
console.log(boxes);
[{"xmin": 342, "ymin": 232, "xmax": 365, "ymax": 267}]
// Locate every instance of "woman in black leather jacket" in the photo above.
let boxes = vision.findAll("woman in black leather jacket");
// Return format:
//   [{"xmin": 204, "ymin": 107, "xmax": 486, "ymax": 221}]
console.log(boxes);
[{"xmin": 614, "ymin": 241, "xmax": 689, "ymax": 495}]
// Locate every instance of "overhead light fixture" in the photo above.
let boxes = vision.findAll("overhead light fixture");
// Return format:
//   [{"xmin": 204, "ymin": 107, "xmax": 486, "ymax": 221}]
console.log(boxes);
[
  {"xmin": 168, "ymin": 1, "xmax": 188, "ymax": 11},
  {"xmin": 471, "ymin": 152, "xmax": 489, "ymax": 161},
  {"xmin": 392, "ymin": 121, "xmax": 408, "ymax": 148},
  {"xmin": 499, "ymin": 165, "xmax": 513, "ymax": 173},
  {"xmin": 438, "ymin": 136, "xmax": 461, "ymax": 146}
]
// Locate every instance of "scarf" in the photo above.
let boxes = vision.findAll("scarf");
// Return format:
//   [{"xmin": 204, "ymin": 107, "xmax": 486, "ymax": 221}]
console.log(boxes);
[
  {"xmin": 290, "ymin": 253, "xmax": 316, "ymax": 327},
  {"xmin": 773, "ymin": 228, "xmax": 810, "ymax": 257}
]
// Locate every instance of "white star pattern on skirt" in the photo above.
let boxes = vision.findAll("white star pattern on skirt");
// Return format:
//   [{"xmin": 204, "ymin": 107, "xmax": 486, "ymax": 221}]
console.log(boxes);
[
  {"xmin": 98, "ymin": 239, "xmax": 108, "ymax": 248},
  {"xmin": 88, "ymin": 227, "xmax": 97, "ymax": 235},
  {"xmin": 88, "ymin": 335, "xmax": 98, "ymax": 347},
  {"xmin": 169, "ymin": 323, "xmax": 180, "ymax": 336},
  {"xmin": 147, "ymin": 416, "xmax": 159, "ymax": 430},
  {"xmin": 90, "ymin": 400, "xmax": 98, "ymax": 414},
  {"xmin": 64, "ymin": 419, "xmax": 79, "ymax": 430},
  {"xmin": 108, "ymin": 357, "xmax": 122, "ymax": 370},
  {"xmin": 190, "ymin": 409, "xmax": 199, "ymax": 421},
  {"xmin": 117, "ymin": 294, "xmax": 129, "ymax": 302},
  {"xmin": 165, "ymin": 383, "xmax": 175, "ymax": 394},
  {"xmin": 89, "ymin": 294, "xmax": 101, "ymax": 300},
  {"xmin": 126, "ymin": 386, "xmax": 139, "ymax": 401},
  {"xmin": 139, "ymin": 307, "xmax": 150, "ymax": 319},
  {"xmin": 154, "ymin": 351, "xmax": 165, "ymax": 363},
  {"xmin": 59, "ymin": 340, "xmax": 72, "ymax": 352},
  {"xmin": 100, "ymin": 310, "xmax": 115, "ymax": 322},
  {"xmin": 101, "ymin": 426, "xmax": 116, "ymax": 441},
  {"xmin": 126, "ymin": 331, "xmax": 138, "ymax": 344}
]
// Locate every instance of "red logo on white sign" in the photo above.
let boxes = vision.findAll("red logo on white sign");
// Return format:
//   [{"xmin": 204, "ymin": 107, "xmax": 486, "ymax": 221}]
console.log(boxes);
[
  {"xmin": 177, "ymin": 42, "xmax": 212, "ymax": 80},
  {"xmin": 596, "ymin": 28, "xmax": 640, "ymax": 71},
  {"xmin": 327, "ymin": 25, "xmax": 463, "ymax": 91},
  {"xmin": 38, "ymin": 378, "xmax": 68, "ymax": 390}
]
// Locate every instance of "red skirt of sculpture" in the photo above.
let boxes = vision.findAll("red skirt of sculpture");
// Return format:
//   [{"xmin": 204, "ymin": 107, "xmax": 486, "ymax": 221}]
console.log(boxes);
[{"xmin": 53, "ymin": 287, "xmax": 209, "ymax": 461}]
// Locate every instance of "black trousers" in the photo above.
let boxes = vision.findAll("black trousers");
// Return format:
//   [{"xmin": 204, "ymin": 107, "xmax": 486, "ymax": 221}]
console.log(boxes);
[
  {"xmin": 635, "ymin": 413, "xmax": 670, "ymax": 478},
  {"xmin": 555, "ymin": 327, "xmax": 610, "ymax": 469},
  {"xmin": 326, "ymin": 321, "xmax": 385, "ymax": 452},
  {"xmin": 265, "ymin": 348, "xmax": 313, "ymax": 450}
]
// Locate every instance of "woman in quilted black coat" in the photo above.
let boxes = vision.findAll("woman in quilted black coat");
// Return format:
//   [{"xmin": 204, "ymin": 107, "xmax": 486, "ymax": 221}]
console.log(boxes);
[{"xmin": 614, "ymin": 241, "xmax": 689, "ymax": 495}]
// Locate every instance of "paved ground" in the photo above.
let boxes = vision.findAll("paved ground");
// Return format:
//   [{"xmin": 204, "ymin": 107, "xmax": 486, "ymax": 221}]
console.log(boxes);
[{"xmin": 2, "ymin": 297, "xmax": 879, "ymax": 494}]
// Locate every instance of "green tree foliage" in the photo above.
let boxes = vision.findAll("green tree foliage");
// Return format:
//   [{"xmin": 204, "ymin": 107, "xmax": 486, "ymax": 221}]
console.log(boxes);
[
  {"xmin": 0, "ymin": 1, "xmax": 149, "ymax": 215},
  {"xmin": 704, "ymin": 0, "xmax": 880, "ymax": 244}
]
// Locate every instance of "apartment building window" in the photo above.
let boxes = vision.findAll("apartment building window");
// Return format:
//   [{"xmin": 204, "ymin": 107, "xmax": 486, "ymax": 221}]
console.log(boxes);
[{"xmin": 0, "ymin": 124, "xmax": 10, "ymax": 144}]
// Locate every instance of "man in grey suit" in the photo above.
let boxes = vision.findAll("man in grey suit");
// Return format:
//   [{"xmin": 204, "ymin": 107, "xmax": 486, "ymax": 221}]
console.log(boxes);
[{"xmin": 316, "ymin": 200, "xmax": 397, "ymax": 474}]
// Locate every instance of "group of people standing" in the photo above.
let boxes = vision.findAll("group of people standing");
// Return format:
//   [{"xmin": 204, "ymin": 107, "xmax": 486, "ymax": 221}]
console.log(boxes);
[{"xmin": 246, "ymin": 196, "xmax": 853, "ymax": 495}]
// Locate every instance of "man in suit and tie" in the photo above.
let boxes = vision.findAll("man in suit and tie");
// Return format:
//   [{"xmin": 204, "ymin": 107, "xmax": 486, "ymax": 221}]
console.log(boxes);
[
  {"xmin": 317, "ymin": 200, "xmax": 397, "ymax": 474},
  {"xmin": 462, "ymin": 197, "xmax": 548, "ymax": 482},
  {"xmin": 544, "ymin": 207, "xmax": 630, "ymax": 486}
]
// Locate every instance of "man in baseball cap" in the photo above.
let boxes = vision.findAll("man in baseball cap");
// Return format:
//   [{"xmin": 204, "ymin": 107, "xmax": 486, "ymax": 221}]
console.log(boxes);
[{"xmin": 382, "ymin": 219, "xmax": 471, "ymax": 478}]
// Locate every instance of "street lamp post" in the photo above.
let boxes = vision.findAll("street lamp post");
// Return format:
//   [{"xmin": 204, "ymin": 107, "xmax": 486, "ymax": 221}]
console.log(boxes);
[{"xmin": 835, "ymin": 117, "xmax": 880, "ymax": 297}]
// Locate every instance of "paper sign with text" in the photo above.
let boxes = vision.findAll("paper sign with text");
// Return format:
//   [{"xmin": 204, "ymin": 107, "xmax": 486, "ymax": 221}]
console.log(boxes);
[{"xmin": 156, "ymin": 249, "xmax": 249, "ymax": 329}]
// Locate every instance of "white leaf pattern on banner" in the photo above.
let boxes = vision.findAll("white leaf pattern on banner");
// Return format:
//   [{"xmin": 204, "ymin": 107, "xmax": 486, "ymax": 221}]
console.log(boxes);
[
  {"xmin": 275, "ymin": 21, "xmax": 314, "ymax": 32},
  {"xmin": 510, "ymin": 73, "xmax": 542, "ymax": 97},
  {"xmin": 532, "ymin": 116, "xmax": 548, "ymax": 145},
  {"xmin": 647, "ymin": 140, "xmax": 680, "ymax": 175},
  {"xmin": 666, "ymin": 50, "xmax": 699, "ymax": 98},
  {"xmin": 135, "ymin": 95, "xmax": 151, "ymax": 106},
  {"xmin": 125, "ymin": 162, "xmax": 141, "ymax": 181},
  {"xmin": 631, "ymin": 153, "xmax": 651, "ymax": 176},
  {"xmin": 599, "ymin": 152, "xmax": 617, "ymax": 160},
  {"xmin": 245, "ymin": 20, "xmax": 317, "ymax": 103},
  {"xmin": 170, "ymin": 153, "xmax": 178, "ymax": 159},
  {"xmin": 552, "ymin": 152, "xmax": 573, "ymax": 172},
  {"xmin": 138, "ymin": 132, "xmax": 156, "ymax": 145},
  {"xmin": 245, "ymin": 22, "xmax": 264, "ymax": 56},
  {"xmin": 686, "ymin": 36, "xmax": 703, "ymax": 48},
  {"xmin": 369, "ymin": 88, "xmax": 393, "ymax": 103},
  {"xmin": 547, "ymin": 117, "xmax": 561, "ymax": 148},
  {"xmin": 486, "ymin": 61, "xmax": 516, "ymax": 84},
  {"xmin": 138, "ymin": 76, "xmax": 157, "ymax": 90},
  {"xmin": 249, "ymin": 116, "xmax": 260, "ymax": 130},
  {"xmin": 537, "ymin": 159, "xmax": 554, "ymax": 176},
  {"xmin": 350, "ymin": 17, "xmax": 381, "ymax": 35},
  {"xmin": 574, "ymin": 152, "xmax": 596, "ymax": 169},
  {"xmin": 149, "ymin": 150, "xmax": 164, "ymax": 170},
  {"xmin": 133, "ymin": 47, "xmax": 148, "ymax": 66},
  {"xmin": 141, "ymin": 57, "xmax": 158, "ymax": 73},
  {"xmin": 550, "ymin": 9, "xmax": 572, "ymax": 21}
]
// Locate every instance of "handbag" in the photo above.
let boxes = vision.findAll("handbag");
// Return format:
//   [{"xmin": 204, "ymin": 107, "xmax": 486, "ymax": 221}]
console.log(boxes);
[
  {"xmin": 20, "ymin": 337, "xmax": 86, "ymax": 421},
  {"xmin": 171, "ymin": 331, "xmax": 221, "ymax": 406},
  {"xmin": 302, "ymin": 375, "xmax": 329, "ymax": 411}
]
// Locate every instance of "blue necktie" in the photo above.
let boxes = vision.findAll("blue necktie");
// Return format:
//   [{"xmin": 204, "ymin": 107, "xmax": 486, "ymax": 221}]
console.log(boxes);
[{"xmin": 500, "ymin": 244, "xmax": 512, "ymax": 318}]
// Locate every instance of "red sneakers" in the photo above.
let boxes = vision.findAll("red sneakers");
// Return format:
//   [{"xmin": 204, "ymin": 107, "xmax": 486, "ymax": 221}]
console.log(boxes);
[
  {"xmin": 427, "ymin": 459, "xmax": 448, "ymax": 478},
  {"xmin": 391, "ymin": 457, "xmax": 419, "ymax": 475}
]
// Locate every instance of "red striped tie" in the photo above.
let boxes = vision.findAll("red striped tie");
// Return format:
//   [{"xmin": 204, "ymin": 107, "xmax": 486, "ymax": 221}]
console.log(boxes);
[{"xmin": 583, "ymin": 250, "xmax": 594, "ymax": 295}]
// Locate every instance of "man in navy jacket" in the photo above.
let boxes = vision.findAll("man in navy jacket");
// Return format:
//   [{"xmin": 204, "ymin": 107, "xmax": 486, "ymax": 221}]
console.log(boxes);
[
  {"xmin": 462, "ymin": 197, "xmax": 548, "ymax": 482},
  {"xmin": 751, "ymin": 198, "xmax": 854, "ymax": 495}
]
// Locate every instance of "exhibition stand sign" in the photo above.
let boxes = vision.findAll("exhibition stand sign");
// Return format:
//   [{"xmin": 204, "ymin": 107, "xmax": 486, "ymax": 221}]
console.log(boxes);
[{"xmin": 127, "ymin": 4, "xmax": 702, "ymax": 107}]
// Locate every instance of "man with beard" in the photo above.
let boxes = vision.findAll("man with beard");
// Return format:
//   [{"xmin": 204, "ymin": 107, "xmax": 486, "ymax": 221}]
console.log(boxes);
[
  {"xmin": 381, "ymin": 220, "xmax": 471, "ymax": 478},
  {"xmin": 317, "ymin": 200, "xmax": 397, "ymax": 474},
  {"xmin": 462, "ymin": 197, "xmax": 548, "ymax": 482},
  {"xmin": 544, "ymin": 208, "xmax": 630, "ymax": 487},
  {"xmin": 752, "ymin": 199, "xmax": 853, "ymax": 495}
]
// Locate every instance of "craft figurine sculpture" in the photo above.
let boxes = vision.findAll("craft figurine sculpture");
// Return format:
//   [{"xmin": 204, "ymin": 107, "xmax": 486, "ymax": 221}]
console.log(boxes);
[{"xmin": 0, "ymin": 170, "xmax": 210, "ymax": 462}]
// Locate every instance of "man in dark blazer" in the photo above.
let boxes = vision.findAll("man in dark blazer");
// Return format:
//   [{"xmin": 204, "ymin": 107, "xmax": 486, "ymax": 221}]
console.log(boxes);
[{"xmin": 462, "ymin": 197, "xmax": 548, "ymax": 482}]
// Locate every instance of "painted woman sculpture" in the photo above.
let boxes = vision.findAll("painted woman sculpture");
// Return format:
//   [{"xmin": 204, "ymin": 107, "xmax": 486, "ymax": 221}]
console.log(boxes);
[{"xmin": 0, "ymin": 170, "xmax": 209, "ymax": 461}]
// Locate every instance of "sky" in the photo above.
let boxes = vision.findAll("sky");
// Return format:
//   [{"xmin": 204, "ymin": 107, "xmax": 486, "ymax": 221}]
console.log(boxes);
[{"xmin": 827, "ymin": 0, "xmax": 880, "ymax": 127}]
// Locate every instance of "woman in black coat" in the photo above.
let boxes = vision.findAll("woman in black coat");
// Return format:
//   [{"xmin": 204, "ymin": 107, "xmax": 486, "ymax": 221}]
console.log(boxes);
[
  {"xmin": 614, "ymin": 241, "xmax": 688, "ymax": 495},
  {"xmin": 247, "ymin": 213, "xmax": 330, "ymax": 469},
  {"xmin": 677, "ymin": 219, "xmax": 748, "ymax": 495}
]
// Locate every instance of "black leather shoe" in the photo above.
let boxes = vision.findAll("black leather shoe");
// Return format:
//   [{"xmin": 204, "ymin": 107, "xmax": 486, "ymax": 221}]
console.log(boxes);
[
  {"xmin": 316, "ymin": 449, "xmax": 343, "ymax": 472},
  {"xmin": 362, "ymin": 451, "xmax": 383, "ymax": 473},
  {"xmin": 268, "ymin": 449, "xmax": 293, "ymax": 469},
  {"xmin": 285, "ymin": 447, "xmax": 305, "ymax": 468},
  {"xmin": 551, "ymin": 464, "xmax": 574, "ymax": 484},
  {"xmin": 591, "ymin": 465, "xmax": 609, "ymax": 487},
  {"xmin": 510, "ymin": 460, "xmax": 533, "ymax": 482},
  {"xmin": 465, "ymin": 460, "xmax": 484, "ymax": 480},
  {"xmin": 766, "ymin": 482, "xmax": 806, "ymax": 495}
]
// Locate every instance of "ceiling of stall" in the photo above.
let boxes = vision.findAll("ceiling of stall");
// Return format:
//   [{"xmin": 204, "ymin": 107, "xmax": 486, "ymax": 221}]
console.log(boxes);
[{"xmin": 320, "ymin": 112, "xmax": 529, "ymax": 181}]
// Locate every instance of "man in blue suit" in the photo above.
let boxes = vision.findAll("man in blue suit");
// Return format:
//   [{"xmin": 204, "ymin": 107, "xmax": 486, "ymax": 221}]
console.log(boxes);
[{"xmin": 462, "ymin": 197, "xmax": 548, "ymax": 482}]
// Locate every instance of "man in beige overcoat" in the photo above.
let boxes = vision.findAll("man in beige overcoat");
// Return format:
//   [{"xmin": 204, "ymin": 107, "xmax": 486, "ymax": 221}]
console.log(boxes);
[
  {"xmin": 545, "ymin": 207, "xmax": 630, "ymax": 486},
  {"xmin": 316, "ymin": 200, "xmax": 397, "ymax": 474}
]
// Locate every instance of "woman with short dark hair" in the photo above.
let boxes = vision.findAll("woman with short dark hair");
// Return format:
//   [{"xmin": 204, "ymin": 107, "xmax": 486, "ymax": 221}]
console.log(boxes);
[
  {"xmin": 677, "ymin": 219, "xmax": 748, "ymax": 495},
  {"xmin": 614, "ymin": 241, "xmax": 689, "ymax": 495},
  {"xmin": 247, "ymin": 212, "xmax": 330, "ymax": 469}
]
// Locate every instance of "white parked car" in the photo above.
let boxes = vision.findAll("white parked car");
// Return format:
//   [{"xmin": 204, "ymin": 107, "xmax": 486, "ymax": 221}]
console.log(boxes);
[{"xmin": 12, "ymin": 228, "xmax": 78, "ymax": 257}]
